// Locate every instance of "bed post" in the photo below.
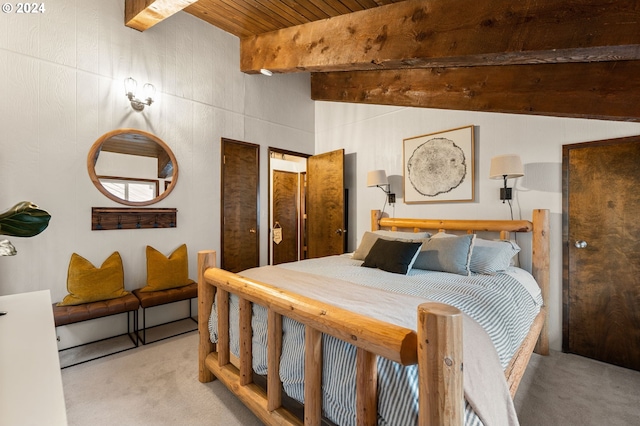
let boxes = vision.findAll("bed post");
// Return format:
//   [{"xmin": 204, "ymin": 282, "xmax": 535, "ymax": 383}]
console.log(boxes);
[
  {"xmin": 532, "ymin": 209, "xmax": 550, "ymax": 355},
  {"xmin": 371, "ymin": 210, "xmax": 381, "ymax": 231},
  {"xmin": 417, "ymin": 302, "xmax": 463, "ymax": 425},
  {"xmin": 198, "ymin": 250, "xmax": 217, "ymax": 383}
]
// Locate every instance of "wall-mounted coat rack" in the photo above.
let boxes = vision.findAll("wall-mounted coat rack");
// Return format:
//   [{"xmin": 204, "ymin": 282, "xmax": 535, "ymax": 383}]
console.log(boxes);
[{"xmin": 91, "ymin": 207, "xmax": 177, "ymax": 230}]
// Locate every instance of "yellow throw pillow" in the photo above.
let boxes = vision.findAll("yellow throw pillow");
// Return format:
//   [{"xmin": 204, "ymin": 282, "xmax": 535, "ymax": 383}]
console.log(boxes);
[
  {"xmin": 140, "ymin": 244, "xmax": 194, "ymax": 292},
  {"xmin": 57, "ymin": 252, "xmax": 128, "ymax": 306}
]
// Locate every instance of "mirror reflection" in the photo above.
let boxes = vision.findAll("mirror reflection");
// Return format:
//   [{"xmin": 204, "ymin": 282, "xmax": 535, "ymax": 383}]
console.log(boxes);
[{"xmin": 88, "ymin": 129, "xmax": 178, "ymax": 206}]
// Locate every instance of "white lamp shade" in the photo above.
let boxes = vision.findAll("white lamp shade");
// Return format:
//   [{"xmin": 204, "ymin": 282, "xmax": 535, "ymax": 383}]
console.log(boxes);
[
  {"xmin": 142, "ymin": 83, "xmax": 156, "ymax": 99},
  {"xmin": 489, "ymin": 155, "xmax": 524, "ymax": 179},
  {"xmin": 124, "ymin": 77, "xmax": 137, "ymax": 95},
  {"xmin": 367, "ymin": 170, "xmax": 388, "ymax": 187}
]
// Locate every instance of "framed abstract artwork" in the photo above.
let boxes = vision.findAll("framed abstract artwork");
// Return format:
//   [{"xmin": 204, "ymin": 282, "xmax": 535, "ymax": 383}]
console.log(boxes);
[{"xmin": 403, "ymin": 125, "xmax": 475, "ymax": 203}]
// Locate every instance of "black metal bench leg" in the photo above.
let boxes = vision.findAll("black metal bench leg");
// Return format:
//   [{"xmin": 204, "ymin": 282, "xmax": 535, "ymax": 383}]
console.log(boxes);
[
  {"xmin": 135, "ymin": 309, "xmax": 139, "ymax": 346},
  {"xmin": 190, "ymin": 298, "xmax": 197, "ymax": 325},
  {"xmin": 126, "ymin": 310, "xmax": 139, "ymax": 347},
  {"xmin": 142, "ymin": 307, "xmax": 147, "ymax": 345}
]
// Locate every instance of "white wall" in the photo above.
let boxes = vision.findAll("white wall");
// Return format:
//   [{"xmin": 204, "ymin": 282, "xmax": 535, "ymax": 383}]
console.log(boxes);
[
  {"xmin": 315, "ymin": 101, "xmax": 640, "ymax": 350},
  {"xmin": 0, "ymin": 1, "xmax": 314, "ymax": 347}
]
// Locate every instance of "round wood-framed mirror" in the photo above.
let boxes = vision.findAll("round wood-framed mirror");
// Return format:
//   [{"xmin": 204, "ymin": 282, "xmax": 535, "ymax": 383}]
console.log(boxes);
[{"xmin": 87, "ymin": 128, "xmax": 179, "ymax": 206}]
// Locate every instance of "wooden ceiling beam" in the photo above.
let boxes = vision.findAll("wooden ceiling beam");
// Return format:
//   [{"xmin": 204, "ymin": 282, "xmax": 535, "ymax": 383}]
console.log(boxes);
[
  {"xmin": 125, "ymin": 0, "xmax": 198, "ymax": 32},
  {"xmin": 310, "ymin": 61, "xmax": 640, "ymax": 122},
  {"xmin": 241, "ymin": 0, "xmax": 640, "ymax": 74}
]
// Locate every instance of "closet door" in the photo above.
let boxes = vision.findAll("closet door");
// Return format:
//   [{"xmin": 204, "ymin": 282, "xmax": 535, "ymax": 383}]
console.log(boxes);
[
  {"xmin": 221, "ymin": 139, "xmax": 259, "ymax": 273},
  {"xmin": 563, "ymin": 136, "xmax": 640, "ymax": 371}
]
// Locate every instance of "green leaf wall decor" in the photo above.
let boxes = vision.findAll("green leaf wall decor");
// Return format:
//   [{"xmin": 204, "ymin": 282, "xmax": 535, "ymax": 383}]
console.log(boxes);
[{"xmin": 0, "ymin": 201, "xmax": 51, "ymax": 237}]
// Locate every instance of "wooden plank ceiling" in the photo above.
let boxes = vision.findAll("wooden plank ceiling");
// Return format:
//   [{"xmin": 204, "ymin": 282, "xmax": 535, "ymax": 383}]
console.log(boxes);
[
  {"xmin": 184, "ymin": 0, "xmax": 398, "ymax": 39},
  {"xmin": 125, "ymin": 0, "xmax": 640, "ymax": 122}
]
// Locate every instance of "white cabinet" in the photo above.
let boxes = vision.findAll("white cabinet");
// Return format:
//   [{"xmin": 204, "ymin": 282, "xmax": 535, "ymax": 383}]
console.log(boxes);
[{"xmin": 0, "ymin": 290, "xmax": 67, "ymax": 425}]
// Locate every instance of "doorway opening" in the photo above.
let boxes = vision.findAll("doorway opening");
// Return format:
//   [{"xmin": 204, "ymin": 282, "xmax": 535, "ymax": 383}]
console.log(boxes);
[{"xmin": 268, "ymin": 148, "xmax": 310, "ymax": 265}]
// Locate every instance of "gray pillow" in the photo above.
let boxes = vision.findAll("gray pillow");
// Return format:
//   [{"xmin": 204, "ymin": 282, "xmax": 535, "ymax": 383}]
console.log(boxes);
[
  {"xmin": 352, "ymin": 230, "xmax": 430, "ymax": 260},
  {"xmin": 373, "ymin": 230, "xmax": 431, "ymax": 240},
  {"xmin": 352, "ymin": 232, "xmax": 389, "ymax": 260},
  {"xmin": 413, "ymin": 234, "xmax": 475, "ymax": 276},
  {"xmin": 470, "ymin": 239, "xmax": 520, "ymax": 274}
]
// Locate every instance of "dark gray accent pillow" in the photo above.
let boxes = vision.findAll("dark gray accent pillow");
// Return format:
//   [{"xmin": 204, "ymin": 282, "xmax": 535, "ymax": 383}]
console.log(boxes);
[
  {"xmin": 413, "ymin": 234, "xmax": 475, "ymax": 276},
  {"xmin": 361, "ymin": 239, "xmax": 423, "ymax": 275}
]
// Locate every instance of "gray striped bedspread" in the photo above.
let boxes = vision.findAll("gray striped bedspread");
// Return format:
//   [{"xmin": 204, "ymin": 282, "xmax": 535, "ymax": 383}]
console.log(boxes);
[{"xmin": 208, "ymin": 254, "xmax": 542, "ymax": 426}]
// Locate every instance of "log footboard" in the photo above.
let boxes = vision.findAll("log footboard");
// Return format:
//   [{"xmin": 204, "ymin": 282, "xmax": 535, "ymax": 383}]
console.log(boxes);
[{"xmin": 197, "ymin": 251, "xmax": 464, "ymax": 425}]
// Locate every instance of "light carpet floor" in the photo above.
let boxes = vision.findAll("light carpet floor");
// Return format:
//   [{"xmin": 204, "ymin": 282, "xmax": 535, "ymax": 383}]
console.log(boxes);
[{"xmin": 61, "ymin": 332, "xmax": 640, "ymax": 426}]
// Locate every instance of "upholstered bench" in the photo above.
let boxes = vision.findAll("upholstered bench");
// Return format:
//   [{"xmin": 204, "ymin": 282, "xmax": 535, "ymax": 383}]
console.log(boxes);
[
  {"xmin": 52, "ymin": 293, "xmax": 139, "ymax": 368},
  {"xmin": 132, "ymin": 281, "xmax": 197, "ymax": 344}
]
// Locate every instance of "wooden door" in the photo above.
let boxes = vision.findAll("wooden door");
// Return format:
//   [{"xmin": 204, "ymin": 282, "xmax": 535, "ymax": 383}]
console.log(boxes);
[
  {"xmin": 307, "ymin": 149, "xmax": 345, "ymax": 258},
  {"xmin": 272, "ymin": 170, "xmax": 299, "ymax": 264},
  {"xmin": 221, "ymin": 139, "xmax": 259, "ymax": 273},
  {"xmin": 563, "ymin": 137, "xmax": 640, "ymax": 371}
]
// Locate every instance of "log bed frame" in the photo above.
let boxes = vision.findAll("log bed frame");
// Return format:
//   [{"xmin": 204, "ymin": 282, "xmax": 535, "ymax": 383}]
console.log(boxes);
[{"xmin": 198, "ymin": 209, "xmax": 550, "ymax": 425}]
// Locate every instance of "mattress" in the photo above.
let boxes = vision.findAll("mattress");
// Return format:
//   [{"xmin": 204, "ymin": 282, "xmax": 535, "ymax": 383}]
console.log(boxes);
[{"xmin": 209, "ymin": 254, "xmax": 541, "ymax": 425}]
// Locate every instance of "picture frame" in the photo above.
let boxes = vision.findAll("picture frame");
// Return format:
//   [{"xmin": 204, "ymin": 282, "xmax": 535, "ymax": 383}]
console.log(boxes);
[{"xmin": 403, "ymin": 125, "xmax": 475, "ymax": 203}]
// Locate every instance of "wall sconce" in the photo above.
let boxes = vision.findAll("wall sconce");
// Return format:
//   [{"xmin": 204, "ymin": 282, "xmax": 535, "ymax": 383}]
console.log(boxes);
[
  {"xmin": 367, "ymin": 170, "xmax": 396, "ymax": 206},
  {"xmin": 124, "ymin": 77, "xmax": 155, "ymax": 111},
  {"xmin": 489, "ymin": 154, "xmax": 524, "ymax": 203}
]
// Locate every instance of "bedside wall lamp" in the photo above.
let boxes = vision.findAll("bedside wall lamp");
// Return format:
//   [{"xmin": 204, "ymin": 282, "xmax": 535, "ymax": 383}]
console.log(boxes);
[
  {"xmin": 367, "ymin": 170, "xmax": 396, "ymax": 204},
  {"xmin": 489, "ymin": 154, "xmax": 524, "ymax": 203},
  {"xmin": 124, "ymin": 77, "xmax": 155, "ymax": 111}
]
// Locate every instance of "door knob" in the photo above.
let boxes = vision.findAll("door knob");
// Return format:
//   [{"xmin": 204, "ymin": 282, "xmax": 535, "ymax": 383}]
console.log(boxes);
[
  {"xmin": 335, "ymin": 229, "xmax": 344, "ymax": 235},
  {"xmin": 574, "ymin": 240, "xmax": 587, "ymax": 249},
  {"xmin": 249, "ymin": 228, "xmax": 256, "ymax": 234}
]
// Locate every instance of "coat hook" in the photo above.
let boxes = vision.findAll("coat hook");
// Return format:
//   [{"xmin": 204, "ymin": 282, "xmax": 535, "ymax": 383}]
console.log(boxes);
[
  {"xmin": 136, "ymin": 215, "xmax": 142, "ymax": 229},
  {"xmin": 117, "ymin": 215, "xmax": 122, "ymax": 229},
  {"xmin": 96, "ymin": 215, "xmax": 103, "ymax": 230},
  {"xmin": 153, "ymin": 215, "xmax": 159, "ymax": 228}
]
